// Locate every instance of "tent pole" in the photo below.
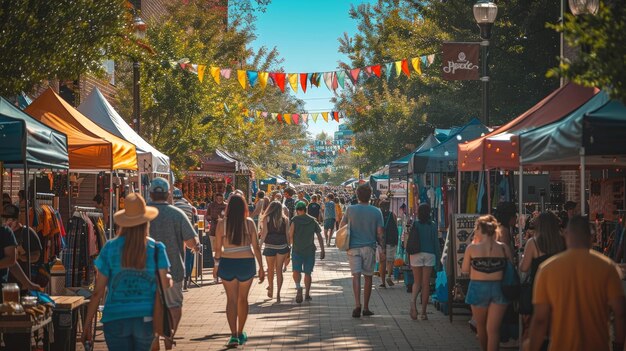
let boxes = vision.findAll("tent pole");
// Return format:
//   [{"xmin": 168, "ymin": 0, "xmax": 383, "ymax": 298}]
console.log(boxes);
[
  {"xmin": 23, "ymin": 163, "xmax": 31, "ymax": 279},
  {"xmin": 580, "ymin": 147, "xmax": 586, "ymax": 216},
  {"xmin": 486, "ymin": 169, "xmax": 491, "ymax": 214},
  {"xmin": 517, "ymin": 160, "xmax": 524, "ymax": 351},
  {"xmin": 110, "ymin": 171, "xmax": 114, "ymax": 239},
  {"xmin": 457, "ymin": 169, "xmax": 461, "ymax": 213}
]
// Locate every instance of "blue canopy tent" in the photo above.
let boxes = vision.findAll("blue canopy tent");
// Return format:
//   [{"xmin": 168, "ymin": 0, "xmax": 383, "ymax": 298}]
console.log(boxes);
[{"xmin": 389, "ymin": 134, "xmax": 441, "ymax": 179}]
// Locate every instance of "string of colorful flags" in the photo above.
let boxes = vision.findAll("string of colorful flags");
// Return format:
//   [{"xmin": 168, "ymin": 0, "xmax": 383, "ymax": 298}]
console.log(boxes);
[
  {"xmin": 171, "ymin": 54, "xmax": 437, "ymax": 93},
  {"xmin": 244, "ymin": 110, "xmax": 343, "ymax": 125}
]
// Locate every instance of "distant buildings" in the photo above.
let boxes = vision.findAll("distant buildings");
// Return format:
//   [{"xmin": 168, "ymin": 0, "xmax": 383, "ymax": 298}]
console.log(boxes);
[{"xmin": 307, "ymin": 124, "xmax": 355, "ymax": 174}]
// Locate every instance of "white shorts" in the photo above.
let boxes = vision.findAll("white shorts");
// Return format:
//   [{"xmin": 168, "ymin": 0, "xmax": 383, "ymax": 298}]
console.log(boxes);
[
  {"xmin": 409, "ymin": 253, "xmax": 436, "ymax": 267},
  {"xmin": 164, "ymin": 281, "xmax": 184, "ymax": 308},
  {"xmin": 347, "ymin": 246, "xmax": 376, "ymax": 276},
  {"xmin": 385, "ymin": 245, "xmax": 397, "ymax": 262}
]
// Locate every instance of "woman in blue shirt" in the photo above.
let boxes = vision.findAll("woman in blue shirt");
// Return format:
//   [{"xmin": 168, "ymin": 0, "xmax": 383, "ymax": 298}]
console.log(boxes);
[{"xmin": 82, "ymin": 194, "xmax": 172, "ymax": 351}]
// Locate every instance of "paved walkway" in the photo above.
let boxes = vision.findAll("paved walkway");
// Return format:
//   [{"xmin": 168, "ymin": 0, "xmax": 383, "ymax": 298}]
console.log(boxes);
[{"xmin": 89, "ymin": 246, "xmax": 479, "ymax": 350}]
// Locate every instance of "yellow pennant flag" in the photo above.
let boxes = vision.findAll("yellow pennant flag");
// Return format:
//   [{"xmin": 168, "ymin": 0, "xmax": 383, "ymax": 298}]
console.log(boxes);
[
  {"xmin": 197, "ymin": 65, "xmax": 206, "ymax": 83},
  {"xmin": 288, "ymin": 73, "xmax": 298, "ymax": 93},
  {"xmin": 259, "ymin": 72, "xmax": 269, "ymax": 90},
  {"xmin": 322, "ymin": 112, "xmax": 329, "ymax": 122},
  {"xmin": 312, "ymin": 113, "xmax": 319, "ymax": 122},
  {"xmin": 394, "ymin": 61, "xmax": 402, "ymax": 78},
  {"xmin": 237, "ymin": 70, "xmax": 247, "ymax": 90},
  {"xmin": 209, "ymin": 66, "xmax": 220, "ymax": 84},
  {"xmin": 284, "ymin": 113, "xmax": 292, "ymax": 124},
  {"xmin": 256, "ymin": 110, "xmax": 261, "ymax": 118},
  {"xmin": 411, "ymin": 58, "xmax": 422, "ymax": 75}
]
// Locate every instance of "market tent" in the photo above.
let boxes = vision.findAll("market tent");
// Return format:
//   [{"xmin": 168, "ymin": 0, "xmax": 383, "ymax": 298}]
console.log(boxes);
[
  {"xmin": 389, "ymin": 134, "xmax": 441, "ymax": 178},
  {"xmin": 458, "ymin": 83, "xmax": 598, "ymax": 171},
  {"xmin": 410, "ymin": 118, "xmax": 489, "ymax": 174},
  {"xmin": 201, "ymin": 149, "xmax": 247, "ymax": 173},
  {"xmin": 26, "ymin": 89, "xmax": 137, "ymax": 170},
  {"xmin": 519, "ymin": 91, "xmax": 626, "ymax": 168},
  {"xmin": 78, "ymin": 88, "xmax": 170, "ymax": 174},
  {"xmin": 0, "ymin": 97, "xmax": 68, "ymax": 169}
]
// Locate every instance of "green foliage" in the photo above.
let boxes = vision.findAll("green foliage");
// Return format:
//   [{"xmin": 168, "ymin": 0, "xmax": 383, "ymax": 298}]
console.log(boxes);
[
  {"xmin": 115, "ymin": 0, "xmax": 307, "ymax": 177},
  {"xmin": 0, "ymin": 0, "xmax": 133, "ymax": 96},
  {"xmin": 337, "ymin": 0, "xmax": 561, "ymax": 173},
  {"xmin": 547, "ymin": 3, "xmax": 626, "ymax": 103}
]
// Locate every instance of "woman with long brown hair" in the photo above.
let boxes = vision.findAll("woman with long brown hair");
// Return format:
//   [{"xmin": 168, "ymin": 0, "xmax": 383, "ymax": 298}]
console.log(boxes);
[
  {"xmin": 82, "ymin": 193, "xmax": 172, "ymax": 351},
  {"xmin": 213, "ymin": 194, "xmax": 265, "ymax": 347},
  {"xmin": 259, "ymin": 200, "xmax": 290, "ymax": 302}
]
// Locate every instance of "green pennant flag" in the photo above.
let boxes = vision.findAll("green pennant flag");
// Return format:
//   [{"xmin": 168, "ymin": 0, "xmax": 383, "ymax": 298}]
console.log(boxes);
[
  {"xmin": 312, "ymin": 113, "xmax": 319, "ymax": 122},
  {"xmin": 337, "ymin": 71, "xmax": 346, "ymax": 89},
  {"xmin": 385, "ymin": 62, "xmax": 393, "ymax": 80}
]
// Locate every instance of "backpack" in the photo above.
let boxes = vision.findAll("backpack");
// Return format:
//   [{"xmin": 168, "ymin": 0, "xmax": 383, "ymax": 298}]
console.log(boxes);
[{"xmin": 405, "ymin": 222, "xmax": 421, "ymax": 255}]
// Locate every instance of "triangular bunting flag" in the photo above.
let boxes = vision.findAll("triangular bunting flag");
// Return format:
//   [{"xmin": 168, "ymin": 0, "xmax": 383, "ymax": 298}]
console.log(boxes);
[
  {"xmin": 277, "ymin": 113, "xmax": 283, "ymax": 123},
  {"xmin": 421, "ymin": 56, "xmax": 428, "ymax": 67},
  {"xmin": 220, "ymin": 68, "xmax": 232, "ymax": 79},
  {"xmin": 256, "ymin": 110, "xmax": 261, "ymax": 118},
  {"xmin": 411, "ymin": 57, "xmax": 422, "ymax": 75},
  {"xmin": 258, "ymin": 71, "xmax": 269, "ymax": 90},
  {"xmin": 372, "ymin": 64, "xmax": 382, "ymax": 78},
  {"xmin": 322, "ymin": 112, "xmax": 329, "ymax": 122},
  {"xmin": 271, "ymin": 112, "xmax": 278, "ymax": 121},
  {"xmin": 179, "ymin": 62, "xmax": 188, "ymax": 70},
  {"xmin": 284, "ymin": 113, "xmax": 292, "ymax": 125},
  {"xmin": 261, "ymin": 112, "xmax": 268, "ymax": 118},
  {"xmin": 288, "ymin": 73, "xmax": 298, "ymax": 93},
  {"xmin": 271, "ymin": 73, "xmax": 286, "ymax": 93},
  {"xmin": 323, "ymin": 72, "xmax": 334, "ymax": 90},
  {"xmin": 401, "ymin": 59, "xmax": 410, "ymax": 77},
  {"xmin": 427, "ymin": 54, "xmax": 435, "ymax": 65},
  {"xmin": 394, "ymin": 61, "xmax": 402, "ymax": 78},
  {"xmin": 364, "ymin": 66, "xmax": 373, "ymax": 77},
  {"xmin": 197, "ymin": 65, "xmax": 206, "ymax": 82},
  {"xmin": 247, "ymin": 71, "xmax": 259, "ymax": 87},
  {"xmin": 169, "ymin": 61, "xmax": 178, "ymax": 69},
  {"xmin": 302, "ymin": 113, "xmax": 308, "ymax": 124},
  {"xmin": 312, "ymin": 113, "xmax": 319, "ymax": 122},
  {"xmin": 237, "ymin": 70, "xmax": 247, "ymax": 89},
  {"xmin": 210, "ymin": 66, "xmax": 221, "ymax": 84},
  {"xmin": 332, "ymin": 72, "xmax": 339, "ymax": 91},
  {"xmin": 349, "ymin": 68, "xmax": 361, "ymax": 84},
  {"xmin": 337, "ymin": 71, "xmax": 346, "ymax": 89},
  {"xmin": 385, "ymin": 63, "xmax": 393, "ymax": 80},
  {"xmin": 333, "ymin": 111, "xmax": 339, "ymax": 122},
  {"xmin": 293, "ymin": 114, "xmax": 299, "ymax": 125},
  {"xmin": 300, "ymin": 73, "xmax": 308, "ymax": 93}
]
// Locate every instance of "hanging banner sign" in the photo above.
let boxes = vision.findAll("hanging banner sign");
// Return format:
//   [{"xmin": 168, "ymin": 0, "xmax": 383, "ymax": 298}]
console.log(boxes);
[
  {"xmin": 390, "ymin": 181, "xmax": 408, "ymax": 196},
  {"xmin": 451, "ymin": 214, "xmax": 480, "ymax": 278},
  {"xmin": 442, "ymin": 42, "xmax": 480, "ymax": 81}
]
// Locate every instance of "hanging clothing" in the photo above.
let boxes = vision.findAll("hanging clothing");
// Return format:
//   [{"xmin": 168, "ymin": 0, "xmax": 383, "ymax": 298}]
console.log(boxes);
[
  {"xmin": 466, "ymin": 183, "xmax": 478, "ymax": 214},
  {"xmin": 477, "ymin": 172, "xmax": 485, "ymax": 214}
]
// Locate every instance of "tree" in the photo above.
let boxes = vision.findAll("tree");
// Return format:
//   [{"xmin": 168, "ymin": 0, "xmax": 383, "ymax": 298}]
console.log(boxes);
[
  {"xmin": 336, "ymin": 0, "xmax": 561, "ymax": 173},
  {"xmin": 0, "ymin": 0, "xmax": 134, "ymax": 96},
  {"xmin": 548, "ymin": 2, "xmax": 626, "ymax": 103}
]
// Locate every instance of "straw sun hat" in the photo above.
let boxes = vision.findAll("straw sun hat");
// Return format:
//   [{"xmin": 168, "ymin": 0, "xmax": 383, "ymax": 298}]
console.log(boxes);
[{"xmin": 114, "ymin": 193, "xmax": 158, "ymax": 227}]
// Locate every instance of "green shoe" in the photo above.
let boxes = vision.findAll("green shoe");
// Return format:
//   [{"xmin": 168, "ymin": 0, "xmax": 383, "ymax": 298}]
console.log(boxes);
[
  {"xmin": 227, "ymin": 336, "xmax": 239, "ymax": 347},
  {"xmin": 238, "ymin": 332, "xmax": 248, "ymax": 345}
]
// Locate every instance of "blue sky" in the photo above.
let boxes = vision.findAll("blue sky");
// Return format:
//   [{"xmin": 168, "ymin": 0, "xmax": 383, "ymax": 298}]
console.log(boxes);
[{"xmin": 250, "ymin": 0, "xmax": 371, "ymax": 138}]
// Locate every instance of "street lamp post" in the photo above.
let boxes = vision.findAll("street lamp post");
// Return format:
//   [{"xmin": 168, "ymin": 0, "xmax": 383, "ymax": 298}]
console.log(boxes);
[
  {"xmin": 133, "ymin": 16, "xmax": 146, "ymax": 134},
  {"xmin": 473, "ymin": 0, "xmax": 498, "ymax": 127}
]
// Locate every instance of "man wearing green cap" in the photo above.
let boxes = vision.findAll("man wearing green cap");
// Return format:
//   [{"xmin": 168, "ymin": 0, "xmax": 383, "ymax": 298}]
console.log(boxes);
[{"xmin": 289, "ymin": 201, "xmax": 325, "ymax": 303}]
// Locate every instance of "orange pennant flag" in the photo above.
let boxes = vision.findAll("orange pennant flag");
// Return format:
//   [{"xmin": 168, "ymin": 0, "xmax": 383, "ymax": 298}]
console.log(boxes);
[
  {"xmin": 209, "ymin": 66, "xmax": 220, "ymax": 84},
  {"xmin": 322, "ymin": 112, "xmax": 329, "ymax": 122},
  {"xmin": 300, "ymin": 73, "xmax": 308, "ymax": 93},
  {"xmin": 277, "ymin": 113, "xmax": 283, "ymax": 123},
  {"xmin": 333, "ymin": 111, "xmax": 339, "ymax": 122},
  {"xmin": 237, "ymin": 70, "xmax": 247, "ymax": 89},
  {"xmin": 284, "ymin": 113, "xmax": 292, "ymax": 124},
  {"xmin": 401, "ymin": 59, "xmax": 410, "ymax": 77}
]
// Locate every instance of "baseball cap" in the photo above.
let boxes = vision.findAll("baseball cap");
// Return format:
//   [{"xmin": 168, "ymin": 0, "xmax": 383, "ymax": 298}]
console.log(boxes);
[
  {"xmin": 1, "ymin": 205, "xmax": 19, "ymax": 219},
  {"xmin": 149, "ymin": 177, "xmax": 170, "ymax": 194},
  {"xmin": 172, "ymin": 187, "xmax": 183, "ymax": 199},
  {"xmin": 295, "ymin": 201, "xmax": 307, "ymax": 211}
]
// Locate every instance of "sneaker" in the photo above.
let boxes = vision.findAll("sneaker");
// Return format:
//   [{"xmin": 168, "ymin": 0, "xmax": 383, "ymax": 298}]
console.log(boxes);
[
  {"xmin": 227, "ymin": 336, "xmax": 239, "ymax": 347},
  {"xmin": 386, "ymin": 277, "xmax": 395, "ymax": 286},
  {"xmin": 238, "ymin": 332, "xmax": 248, "ymax": 345},
  {"xmin": 362, "ymin": 310, "xmax": 375, "ymax": 317}
]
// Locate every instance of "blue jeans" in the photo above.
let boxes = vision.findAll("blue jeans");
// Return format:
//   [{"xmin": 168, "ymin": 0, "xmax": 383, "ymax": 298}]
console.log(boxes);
[{"xmin": 103, "ymin": 317, "xmax": 154, "ymax": 351}]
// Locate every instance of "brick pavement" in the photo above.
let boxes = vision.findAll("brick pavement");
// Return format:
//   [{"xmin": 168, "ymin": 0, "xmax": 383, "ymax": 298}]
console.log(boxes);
[{"xmin": 88, "ymin": 246, "xmax": 479, "ymax": 351}]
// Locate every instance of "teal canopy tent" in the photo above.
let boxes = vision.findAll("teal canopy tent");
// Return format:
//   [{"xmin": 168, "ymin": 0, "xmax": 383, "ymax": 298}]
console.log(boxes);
[{"xmin": 389, "ymin": 134, "xmax": 441, "ymax": 178}]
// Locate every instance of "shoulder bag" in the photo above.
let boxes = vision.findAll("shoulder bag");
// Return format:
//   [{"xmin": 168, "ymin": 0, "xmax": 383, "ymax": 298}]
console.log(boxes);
[
  {"xmin": 500, "ymin": 246, "xmax": 521, "ymax": 301},
  {"xmin": 405, "ymin": 222, "xmax": 421, "ymax": 255},
  {"xmin": 335, "ymin": 222, "xmax": 350, "ymax": 251},
  {"xmin": 152, "ymin": 243, "xmax": 175, "ymax": 350}
]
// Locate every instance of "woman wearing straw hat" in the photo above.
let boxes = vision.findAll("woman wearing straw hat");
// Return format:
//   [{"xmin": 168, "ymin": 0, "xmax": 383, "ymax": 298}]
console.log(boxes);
[{"xmin": 82, "ymin": 193, "xmax": 172, "ymax": 351}]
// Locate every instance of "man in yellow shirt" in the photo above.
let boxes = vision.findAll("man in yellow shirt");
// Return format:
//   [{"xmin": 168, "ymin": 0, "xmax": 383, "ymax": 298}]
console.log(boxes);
[{"xmin": 528, "ymin": 215, "xmax": 625, "ymax": 351}]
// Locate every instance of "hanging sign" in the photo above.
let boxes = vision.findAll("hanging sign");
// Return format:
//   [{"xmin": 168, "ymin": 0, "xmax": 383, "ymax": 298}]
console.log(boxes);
[
  {"xmin": 451, "ymin": 213, "xmax": 480, "ymax": 278},
  {"xmin": 442, "ymin": 42, "xmax": 480, "ymax": 81},
  {"xmin": 390, "ymin": 181, "xmax": 408, "ymax": 196}
]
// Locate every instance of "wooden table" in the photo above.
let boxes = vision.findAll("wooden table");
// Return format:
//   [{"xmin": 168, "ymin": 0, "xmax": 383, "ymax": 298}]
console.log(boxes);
[
  {"xmin": 0, "ymin": 313, "xmax": 52, "ymax": 350},
  {"xmin": 51, "ymin": 296, "xmax": 87, "ymax": 351}
]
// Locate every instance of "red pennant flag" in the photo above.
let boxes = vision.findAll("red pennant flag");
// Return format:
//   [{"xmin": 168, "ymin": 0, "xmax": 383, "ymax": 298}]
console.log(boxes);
[
  {"xmin": 179, "ymin": 63, "xmax": 188, "ymax": 70},
  {"xmin": 401, "ymin": 59, "xmax": 410, "ymax": 77},
  {"xmin": 270, "ymin": 72, "xmax": 286, "ymax": 93},
  {"xmin": 333, "ymin": 111, "xmax": 339, "ymax": 122},
  {"xmin": 332, "ymin": 72, "xmax": 339, "ymax": 91},
  {"xmin": 364, "ymin": 66, "xmax": 373, "ymax": 77},
  {"xmin": 293, "ymin": 114, "xmax": 300, "ymax": 125},
  {"xmin": 300, "ymin": 73, "xmax": 308, "ymax": 93},
  {"xmin": 277, "ymin": 113, "xmax": 283, "ymax": 123},
  {"xmin": 349, "ymin": 68, "xmax": 361, "ymax": 84},
  {"xmin": 371, "ymin": 65, "xmax": 382, "ymax": 78}
]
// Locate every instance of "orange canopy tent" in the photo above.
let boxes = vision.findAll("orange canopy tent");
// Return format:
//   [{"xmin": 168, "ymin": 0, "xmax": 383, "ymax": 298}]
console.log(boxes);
[
  {"xmin": 26, "ymin": 89, "xmax": 137, "ymax": 170},
  {"xmin": 457, "ymin": 83, "xmax": 598, "ymax": 171}
]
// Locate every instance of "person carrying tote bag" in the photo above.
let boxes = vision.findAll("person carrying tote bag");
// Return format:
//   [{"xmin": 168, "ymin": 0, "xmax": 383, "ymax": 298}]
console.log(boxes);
[{"xmin": 82, "ymin": 194, "xmax": 172, "ymax": 351}]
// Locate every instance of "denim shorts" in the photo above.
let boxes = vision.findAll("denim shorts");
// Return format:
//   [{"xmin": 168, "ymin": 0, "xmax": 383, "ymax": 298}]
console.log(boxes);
[
  {"xmin": 103, "ymin": 317, "xmax": 154, "ymax": 351},
  {"xmin": 218, "ymin": 257, "xmax": 256, "ymax": 282},
  {"xmin": 324, "ymin": 218, "xmax": 335, "ymax": 230},
  {"xmin": 263, "ymin": 246, "xmax": 290, "ymax": 256},
  {"xmin": 465, "ymin": 280, "xmax": 509, "ymax": 307},
  {"xmin": 292, "ymin": 252, "xmax": 315, "ymax": 274}
]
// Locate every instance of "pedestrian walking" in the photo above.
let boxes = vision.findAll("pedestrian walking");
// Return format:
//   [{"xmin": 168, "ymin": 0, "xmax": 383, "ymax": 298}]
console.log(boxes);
[
  {"xmin": 307, "ymin": 194, "xmax": 322, "ymax": 223},
  {"xmin": 404, "ymin": 203, "xmax": 441, "ymax": 319},
  {"xmin": 82, "ymin": 193, "xmax": 172, "ymax": 351},
  {"xmin": 461, "ymin": 215, "xmax": 512, "ymax": 351},
  {"xmin": 322, "ymin": 194, "xmax": 336, "ymax": 246},
  {"xmin": 283, "ymin": 188, "xmax": 296, "ymax": 219},
  {"xmin": 148, "ymin": 178, "xmax": 201, "ymax": 335},
  {"xmin": 289, "ymin": 201, "xmax": 325, "ymax": 303},
  {"xmin": 259, "ymin": 201, "xmax": 290, "ymax": 302},
  {"xmin": 526, "ymin": 216, "xmax": 625, "ymax": 351},
  {"xmin": 172, "ymin": 188, "xmax": 198, "ymax": 292},
  {"xmin": 213, "ymin": 194, "xmax": 265, "ymax": 347},
  {"xmin": 378, "ymin": 200, "xmax": 398, "ymax": 288},
  {"xmin": 340, "ymin": 184, "xmax": 385, "ymax": 318}
]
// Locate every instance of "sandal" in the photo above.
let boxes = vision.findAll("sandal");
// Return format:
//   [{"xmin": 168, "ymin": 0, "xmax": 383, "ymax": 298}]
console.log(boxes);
[
  {"xmin": 379, "ymin": 284, "xmax": 387, "ymax": 288},
  {"xmin": 305, "ymin": 295, "xmax": 312, "ymax": 301},
  {"xmin": 295, "ymin": 288, "xmax": 303, "ymax": 303},
  {"xmin": 267, "ymin": 285, "xmax": 273, "ymax": 299},
  {"xmin": 362, "ymin": 310, "xmax": 375, "ymax": 317},
  {"xmin": 238, "ymin": 332, "xmax": 248, "ymax": 345},
  {"xmin": 410, "ymin": 303, "xmax": 418, "ymax": 320},
  {"xmin": 352, "ymin": 306, "xmax": 361, "ymax": 318},
  {"xmin": 386, "ymin": 277, "xmax": 395, "ymax": 286}
]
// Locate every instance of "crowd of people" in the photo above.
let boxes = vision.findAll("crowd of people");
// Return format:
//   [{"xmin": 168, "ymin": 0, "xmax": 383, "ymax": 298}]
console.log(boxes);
[{"xmin": 3, "ymin": 175, "xmax": 612, "ymax": 351}]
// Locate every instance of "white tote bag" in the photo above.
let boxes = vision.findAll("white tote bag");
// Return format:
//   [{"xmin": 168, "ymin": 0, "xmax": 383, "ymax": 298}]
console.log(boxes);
[{"xmin": 335, "ymin": 222, "xmax": 350, "ymax": 251}]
